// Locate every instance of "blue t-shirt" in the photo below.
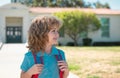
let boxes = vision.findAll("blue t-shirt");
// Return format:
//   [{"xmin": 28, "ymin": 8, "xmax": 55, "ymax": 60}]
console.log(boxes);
[{"xmin": 20, "ymin": 46, "xmax": 66, "ymax": 78}]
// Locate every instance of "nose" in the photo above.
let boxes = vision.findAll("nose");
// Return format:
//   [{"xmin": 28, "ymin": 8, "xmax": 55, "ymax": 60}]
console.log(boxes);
[{"xmin": 55, "ymin": 31, "xmax": 59, "ymax": 37}]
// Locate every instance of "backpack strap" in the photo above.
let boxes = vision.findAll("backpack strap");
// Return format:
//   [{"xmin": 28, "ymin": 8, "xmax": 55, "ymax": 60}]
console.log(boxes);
[
  {"xmin": 32, "ymin": 50, "xmax": 64, "ymax": 78},
  {"xmin": 32, "ymin": 49, "xmax": 62, "ymax": 64},
  {"xmin": 55, "ymin": 49, "xmax": 63, "ymax": 61},
  {"xmin": 32, "ymin": 53, "xmax": 40, "ymax": 78},
  {"xmin": 32, "ymin": 53, "xmax": 37, "ymax": 64},
  {"xmin": 55, "ymin": 49, "xmax": 64, "ymax": 78},
  {"xmin": 58, "ymin": 49, "xmax": 63, "ymax": 60},
  {"xmin": 40, "ymin": 56, "xmax": 44, "ymax": 64},
  {"xmin": 32, "ymin": 53, "xmax": 44, "ymax": 64}
]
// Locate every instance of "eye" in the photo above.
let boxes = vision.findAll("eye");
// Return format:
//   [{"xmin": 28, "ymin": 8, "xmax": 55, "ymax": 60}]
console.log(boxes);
[
  {"xmin": 52, "ymin": 30, "xmax": 55, "ymax": 32},
  {"xmin": 57, "ymin": 30, "xmax": 59, "ymax": 33}
]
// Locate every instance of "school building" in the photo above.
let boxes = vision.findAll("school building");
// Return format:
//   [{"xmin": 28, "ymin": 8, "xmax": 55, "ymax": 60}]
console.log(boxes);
[{"xmin": 0, "ymin": 3, "xmax": 120, "ymax": 45}]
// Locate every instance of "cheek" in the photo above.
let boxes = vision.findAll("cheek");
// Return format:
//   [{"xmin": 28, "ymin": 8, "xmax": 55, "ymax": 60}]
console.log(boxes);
[{"xmin": 48, "ymin": 35, "xmax": 53, "ymax": 41}]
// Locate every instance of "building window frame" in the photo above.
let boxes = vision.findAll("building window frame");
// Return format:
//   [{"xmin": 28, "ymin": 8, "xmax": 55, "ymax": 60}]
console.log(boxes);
[{"xmin": 100, "ymin": 17, "xmax": 110, "ymax": 38}]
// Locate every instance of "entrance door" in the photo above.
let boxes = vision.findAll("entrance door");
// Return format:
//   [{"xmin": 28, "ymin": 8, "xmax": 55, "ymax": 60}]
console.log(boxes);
[{"xmin": 6, "ymin": 26, "xmax": 22, "ymax": 43}]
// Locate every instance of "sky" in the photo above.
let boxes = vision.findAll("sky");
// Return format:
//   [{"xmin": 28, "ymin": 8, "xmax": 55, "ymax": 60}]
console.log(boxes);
[{"xmin": 0, "ymin": 0, "xmax": 120, "ymax": 10}]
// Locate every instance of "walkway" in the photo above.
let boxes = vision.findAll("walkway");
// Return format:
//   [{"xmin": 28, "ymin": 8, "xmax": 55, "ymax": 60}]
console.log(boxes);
[{"xmin": 0, "ymin": 44, "xmax": 79, "ymax": 78}]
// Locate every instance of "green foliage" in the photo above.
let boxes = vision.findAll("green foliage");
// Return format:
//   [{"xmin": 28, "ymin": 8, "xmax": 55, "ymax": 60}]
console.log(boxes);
[
  {"xmin": 54, "ymin": 10, "xmax": 101, "ymax": 45},
  {"xmin": 68, "ymin": 63, "xmax": 80, "ymax": 71},
  {"xmin": 93, "ymin": 1, "xmax": 110, "ymax": 9},
  {"xmin": 33, "ymin": 0, "xmax": 41, "ymax": 7},
  {"xmin": 110, "ymin": 60, "xmax": 120, "ymax": 66},
  {"xmin": 20, "ymin": 0, "xmax": 110, "ymax": 8},
  {"xmin": 87, "ymin": 75, "xmax": 100, "ymax": 78}
]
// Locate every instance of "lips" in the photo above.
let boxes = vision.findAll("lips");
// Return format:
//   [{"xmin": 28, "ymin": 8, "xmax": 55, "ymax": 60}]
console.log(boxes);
[{"xmin": 53, "ymin": 38, "xmax": 58, "ymax": 40}]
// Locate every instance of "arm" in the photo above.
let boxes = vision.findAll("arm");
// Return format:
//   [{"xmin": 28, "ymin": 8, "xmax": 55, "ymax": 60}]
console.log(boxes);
[
  {"xmin": 58, "ymin": 50, "xmax": 69, "ymax": 78},
  {"xmin": 63, "ymin": 70, "xmax": 69, "ymax": 78},
  {"xmin": 20, "ymin": 71, "xmax": 32, "ymax": 78},
  {"xmin": 20, "ymin": 64, "xmax": 43, "ymax": 78},
  {"xmin": 63, "ymin": 62, "xmax": 69, "ymax": 78},
  {"xmin": 58, "ymin": 61, "xmax": 69, "ymax": 78}
]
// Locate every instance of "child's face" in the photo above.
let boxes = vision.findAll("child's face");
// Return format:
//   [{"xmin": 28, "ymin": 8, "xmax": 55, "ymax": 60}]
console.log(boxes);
[{"xmin": 47, "ymin": 27, "xmax": 59, "ymax": 45}]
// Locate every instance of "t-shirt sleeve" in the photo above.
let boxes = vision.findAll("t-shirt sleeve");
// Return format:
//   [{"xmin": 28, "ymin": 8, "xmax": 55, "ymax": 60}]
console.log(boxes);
[
  {"xmin": 20, "ymin": 54, "xmax": 29, "ymax": 72},
  {"xmin": 60, "ymin": 50, "xmax": 66, "ymax": 61}
]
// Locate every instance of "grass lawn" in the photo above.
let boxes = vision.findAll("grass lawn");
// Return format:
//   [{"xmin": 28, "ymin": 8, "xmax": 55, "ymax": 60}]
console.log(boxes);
[{"xmin": 57, "ymin": 46, "xmax": 120, "ymax": 78}]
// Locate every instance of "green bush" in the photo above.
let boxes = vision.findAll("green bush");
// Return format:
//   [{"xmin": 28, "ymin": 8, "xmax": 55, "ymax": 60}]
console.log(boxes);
[{"xmin": 87, "ymin": 75, "xmax": 100, "ymax": 78}]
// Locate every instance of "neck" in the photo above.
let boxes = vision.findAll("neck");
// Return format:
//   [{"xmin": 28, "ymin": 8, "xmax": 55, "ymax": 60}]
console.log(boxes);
[{"xmin": 45, "ymin": 44, "xmax": 52, "ymax": 54}]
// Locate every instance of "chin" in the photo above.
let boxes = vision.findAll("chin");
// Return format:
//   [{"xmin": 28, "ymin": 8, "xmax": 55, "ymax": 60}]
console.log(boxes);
[{"xmin": 52, "ymin": 42, "xmax": 58, "ymax": 45}]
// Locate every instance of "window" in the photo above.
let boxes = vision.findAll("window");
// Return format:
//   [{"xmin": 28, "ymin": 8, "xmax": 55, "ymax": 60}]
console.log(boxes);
[
  {"xmin": 14, "ymin": 0, "xmax": 17, "ymax": 2},
  {"xmin": 80, "ymin": 31, "xmax": 87, "ymax": 38},
  {"xmin": 100, "ymin": 18, "xmax": 110, "ymax": 38}
]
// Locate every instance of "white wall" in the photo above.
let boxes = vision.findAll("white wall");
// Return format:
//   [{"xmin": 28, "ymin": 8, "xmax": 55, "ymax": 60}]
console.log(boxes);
[
  {"xmin": 0, "ymin": 3, "xmax": 30, "ymax": 43},
  {"xmin": 6, "ymin": 17, "xmax": 23, "ymax": 26},
  {"xmin": 89, "ymin": 14, "xmax": 120, "ymax": 42},
  {"xmin": 0, "ymin": 14, "xmax": 6, "ymax": 43}
]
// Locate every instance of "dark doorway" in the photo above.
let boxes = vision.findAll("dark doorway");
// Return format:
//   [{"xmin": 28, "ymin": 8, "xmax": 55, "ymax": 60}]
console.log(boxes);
[{"xmin": 6, "ymin": 26, "xmax": 22, "ymax": 43}]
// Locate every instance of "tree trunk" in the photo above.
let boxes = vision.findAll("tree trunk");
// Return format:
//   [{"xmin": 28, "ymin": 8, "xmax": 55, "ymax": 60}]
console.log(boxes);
[{"xmin": 74, "ymin": 39, "xmax": 78, "ymax": 46}]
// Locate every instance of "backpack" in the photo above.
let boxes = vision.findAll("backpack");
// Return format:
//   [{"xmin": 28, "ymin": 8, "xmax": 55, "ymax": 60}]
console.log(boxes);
[{"xmin": 31, "ymin": 49, "xmax": 64, "ymax": 78}]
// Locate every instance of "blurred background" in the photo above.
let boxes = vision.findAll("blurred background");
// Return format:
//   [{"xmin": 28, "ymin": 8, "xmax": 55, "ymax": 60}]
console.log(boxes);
[{"xmin": 0, "ymin": 0, "xmax": 120, "ymax": 78}]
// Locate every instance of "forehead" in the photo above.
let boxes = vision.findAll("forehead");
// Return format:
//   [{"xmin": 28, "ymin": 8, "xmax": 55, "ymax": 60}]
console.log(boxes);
[{"xmin": 50, "ymin": 26, "xmax": 59, "ymax": 30}]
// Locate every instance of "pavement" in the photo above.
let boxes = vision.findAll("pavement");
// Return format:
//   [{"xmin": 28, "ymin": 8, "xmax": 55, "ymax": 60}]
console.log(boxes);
[{"xmin": 0, "ymin": 43, "xmax": 79, "ymax": 78}]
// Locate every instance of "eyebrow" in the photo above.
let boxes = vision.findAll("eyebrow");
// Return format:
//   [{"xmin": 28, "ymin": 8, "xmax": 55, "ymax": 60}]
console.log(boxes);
[{"xmin": 51, "ymin": 28, "xmax": 57, "ymax": 30}]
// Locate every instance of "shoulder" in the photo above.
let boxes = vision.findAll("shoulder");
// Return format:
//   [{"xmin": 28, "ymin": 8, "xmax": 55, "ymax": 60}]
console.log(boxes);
[
  {"xmin": 24, "ymin": 51, "xmax": 33, "ymax": 57},
  {"xmin": 52, "ymin": 46, "xmax": 66, "ymax": 60},
  {"xmin": 53, "ymin": 46, "xmax": 65, "ymax": 54},
  {"xmin": 57, "ymin": 48, "xmax": 65, "ymax": 54},
  {"xmin": 57, "ymin": 48, "xmax": 66, "ymax": 61},
  {"xmin": 22, "ymin": 51, "xmax": 34, "ymax": 63}
]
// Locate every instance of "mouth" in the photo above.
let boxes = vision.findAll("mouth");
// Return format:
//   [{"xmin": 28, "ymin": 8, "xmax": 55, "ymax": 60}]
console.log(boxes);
[{"xmin": 53, "ymin": 38, "xmax": 58, "ymax": 41}]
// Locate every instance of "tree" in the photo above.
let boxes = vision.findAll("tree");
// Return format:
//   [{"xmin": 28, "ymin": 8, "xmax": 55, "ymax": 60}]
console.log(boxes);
[
  {"xmin": 32, "ymin": 0, "xmax": 50, "ymax": 7},
  {"xmin": 33, "ymin": 0, "xmax": 41, "ymax": 7},
  {"xmin": 26, "ymin": 0, "xmax": 88, "ymax": 7},
  {"xmin": 54, "ymin": 10, "xmax": 101, "ymax": 46},
  {"xmin": 18, "ymin": 0, "xmax": 110, "ymax": 9},
  {"xmin": 75, "ymin": 0, "xmax": 85, "ymax": 7},
  {"xmin": 104, "ymin": 3, "xmax": 110, "ymax": 9},
  {"xmin": 93, "ymin": 1, "xmax": 110, "ymax": 9}
]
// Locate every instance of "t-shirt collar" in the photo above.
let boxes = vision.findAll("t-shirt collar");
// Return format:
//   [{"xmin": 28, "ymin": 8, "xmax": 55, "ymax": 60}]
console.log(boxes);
[{"xmin": 36, "ymin": 46, "xmax": 59, "ymax": 56}]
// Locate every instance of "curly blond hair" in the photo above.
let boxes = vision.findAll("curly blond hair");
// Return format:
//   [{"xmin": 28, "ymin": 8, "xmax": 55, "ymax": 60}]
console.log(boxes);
[{"xmin": 27, "ymin": 16, "xmax": 62, "ymax": 53}]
